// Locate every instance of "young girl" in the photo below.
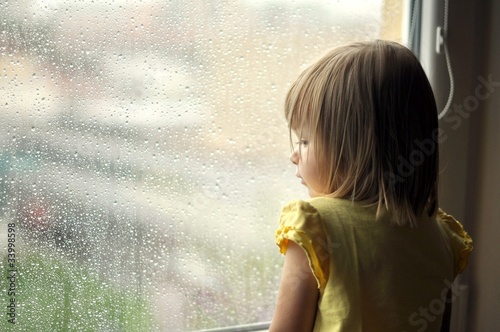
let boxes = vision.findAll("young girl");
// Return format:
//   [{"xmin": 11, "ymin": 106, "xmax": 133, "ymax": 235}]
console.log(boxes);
[{"xmin": 270, "ymin": 40, "xmax": 473, "ymax": 332}]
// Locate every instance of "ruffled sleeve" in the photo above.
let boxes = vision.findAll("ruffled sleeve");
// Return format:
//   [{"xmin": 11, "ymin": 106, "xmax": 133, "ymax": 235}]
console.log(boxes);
[
  {"xmin": 437, "ymin": 209, "xmax": 473, "ymax": 276},
  {"xmin": 275, "ymin": 200, "xmax": 330, "ymax": 291}
]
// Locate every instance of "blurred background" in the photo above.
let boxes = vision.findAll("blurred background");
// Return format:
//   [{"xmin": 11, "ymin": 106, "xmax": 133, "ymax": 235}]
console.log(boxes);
[{"xmin": 0, "ymin": 1, "xmax": 403, "ymax": 330}]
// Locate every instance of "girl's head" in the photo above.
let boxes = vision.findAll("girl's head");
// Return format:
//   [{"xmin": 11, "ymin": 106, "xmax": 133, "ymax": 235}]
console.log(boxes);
[{"xmin": 286, "ymin": 40, "xmax": 439, "ymax": 227}]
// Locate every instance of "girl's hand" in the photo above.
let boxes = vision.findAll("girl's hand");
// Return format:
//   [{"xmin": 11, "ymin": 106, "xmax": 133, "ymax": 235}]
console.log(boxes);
[{"xmin": 269, "ymin": 241, "xmax": 319, "ymax": 332}]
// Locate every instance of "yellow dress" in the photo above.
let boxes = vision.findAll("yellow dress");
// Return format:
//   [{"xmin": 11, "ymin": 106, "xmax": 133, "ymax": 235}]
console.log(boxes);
[{"xmin": 275, "ymin": 197, "xmax": 473, "ymax": 332}]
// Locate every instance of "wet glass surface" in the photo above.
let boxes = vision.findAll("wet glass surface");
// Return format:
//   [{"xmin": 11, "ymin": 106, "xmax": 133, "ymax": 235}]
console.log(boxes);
[{"xmin": 0, "ymin": 0, "xmax": 400, "ymax": 330}]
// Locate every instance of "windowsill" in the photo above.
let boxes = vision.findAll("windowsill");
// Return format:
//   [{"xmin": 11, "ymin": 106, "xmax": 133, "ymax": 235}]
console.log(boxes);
[{"xmin": 191, "ymin": 321, "xmax": 271, "ymax": 332}]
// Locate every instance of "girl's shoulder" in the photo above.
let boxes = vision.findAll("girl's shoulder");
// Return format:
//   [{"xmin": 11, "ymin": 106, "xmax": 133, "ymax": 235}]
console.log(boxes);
[
  {"xmin": 277, "ymin": 199, "xmax": 325, "ymax": 233},
  {"xmin": 276, "ymin": 199, "xmax": 331, "ymax": 290},
  {"xmin": 279, "ymin": 197, "xmax": 358, "ymax": 227},
  {"xmin": 306, "ymin": 196, "xmax": 380, "ymax": 225},
  {"xmin": 435, "ymin": 209, "xmax": 473, "ymax": 276},
  {"xmin": 306, "ymin": 196, "xmax": 359, "ymax": 211}
]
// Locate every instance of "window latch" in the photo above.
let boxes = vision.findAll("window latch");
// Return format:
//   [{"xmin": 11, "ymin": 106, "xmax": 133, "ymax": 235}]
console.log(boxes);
[{"xmin": 436, "ymin": 26, "xmax": 444, "ymax": 54}]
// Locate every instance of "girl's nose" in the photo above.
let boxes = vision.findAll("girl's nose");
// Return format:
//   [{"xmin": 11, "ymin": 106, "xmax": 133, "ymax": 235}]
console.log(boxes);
[{"xmin": 289, "ymin": 149, "xmax": 299, "ymax": 165}]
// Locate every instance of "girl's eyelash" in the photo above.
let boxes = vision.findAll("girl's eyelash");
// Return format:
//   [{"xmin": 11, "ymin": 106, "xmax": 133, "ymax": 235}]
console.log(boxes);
[{"xmin": 295, "ymin": 139, "xmax": 309, "ymax": 146}]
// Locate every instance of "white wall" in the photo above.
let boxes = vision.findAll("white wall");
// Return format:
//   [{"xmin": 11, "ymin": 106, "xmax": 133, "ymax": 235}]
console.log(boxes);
[
  {"xmin": 467, "ymin": 0, "xmax": 500, "ymax": 330},
  {"xmin": 420, "ymin": 0, "xmax": 500, "ymax": 330}
]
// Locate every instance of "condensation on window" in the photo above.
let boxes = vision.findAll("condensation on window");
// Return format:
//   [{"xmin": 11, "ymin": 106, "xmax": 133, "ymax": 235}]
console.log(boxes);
[{"xmin": 0, "ymin": 0, "xmax": 402, "ymax": 330}]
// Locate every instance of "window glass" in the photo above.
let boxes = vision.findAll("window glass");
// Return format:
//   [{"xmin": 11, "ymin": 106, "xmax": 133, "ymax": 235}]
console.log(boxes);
[{"xmin": 0, "ymin": 0, "xmax": 402, "ymax": 330}]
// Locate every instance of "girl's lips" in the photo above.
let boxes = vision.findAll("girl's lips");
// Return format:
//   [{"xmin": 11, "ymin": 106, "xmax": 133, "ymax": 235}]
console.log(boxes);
[{"xmin": 296, "ymin": 173, "xmax": 306, "ymax": 186}]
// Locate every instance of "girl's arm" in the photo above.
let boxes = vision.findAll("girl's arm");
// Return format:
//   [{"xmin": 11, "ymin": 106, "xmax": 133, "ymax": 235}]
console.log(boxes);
[{"xmin": 269, "ymin": 241, "xmax": 319, "ymax": 332}]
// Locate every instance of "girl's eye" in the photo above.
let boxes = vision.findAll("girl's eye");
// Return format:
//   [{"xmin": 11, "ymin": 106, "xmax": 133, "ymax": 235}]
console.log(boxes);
[{"xmin": 293, "ymin": 138, "xmax": 309, "ymax": 148}]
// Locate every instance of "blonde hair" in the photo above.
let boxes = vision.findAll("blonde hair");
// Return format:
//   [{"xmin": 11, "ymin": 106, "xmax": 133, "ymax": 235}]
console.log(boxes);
[{"xmin": 285, "ymin": 40, "xmax": 439, "ymax": 227}]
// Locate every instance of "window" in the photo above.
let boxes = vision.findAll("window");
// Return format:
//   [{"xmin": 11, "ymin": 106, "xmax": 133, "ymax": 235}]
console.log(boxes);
[{"xmin": 0, "ymin": 0, "xmax": 403, "ymax": 330}]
